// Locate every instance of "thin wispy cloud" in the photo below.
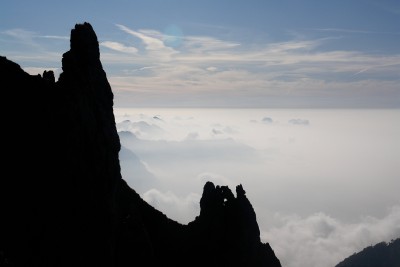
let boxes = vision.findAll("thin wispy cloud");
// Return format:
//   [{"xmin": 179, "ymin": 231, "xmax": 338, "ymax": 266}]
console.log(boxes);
[
  {"xmin": 2, "ymin": 29, "xmax": 69, "ymax": 47},
  {"xmin": 101, "ymin": 41, "xmax": 138, "ymax": 54},
  {"xmin": 3, "ymin": 51, "xmax": 63, "ymax": 65},
  {"xmin": 39, "ymin": 35, "xmax": 69, "ymax": 40},
  {"xmin": 130, "ymin": 66, "xmax": 156, "ymax": 73},
  {"xmin": 182, "ymin": 35, "xmax": 240, "ymax": 52},
  {"xmin": 117, "ymin": 25, "xmax": 165, "ymax": 51},
  {"xmin": 2, "ymin": 28, "xmax": 40, "ymax": 48},
  {"xmin": 3, "ymin": 28, "xmax": 36, "ymax": 39},
  {"xmin": 312, "ymin": 28, "xmax": 400, "ymax": 35},
  {"xmin": 115, "ymin": 24, "xmax": 177, "ymax": 60},
  {"xmin": 1, "ymin": 28, "xmax": 68, "ymax": 69},
  {"xmin": 264, "ymin": 39, "xmax": 320, "ymax": 53},
  {"xmin": 353, "ymin": 60, "xmax": 400, "ymax": 76},
  {"xmin": 312, "ymin": 28, "xmax": 374, "ymax": 34}
]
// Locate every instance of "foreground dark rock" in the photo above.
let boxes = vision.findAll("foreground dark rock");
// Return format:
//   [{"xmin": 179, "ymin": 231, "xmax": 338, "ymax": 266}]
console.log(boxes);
[
  {"xmin": 0, "ymin": 22, "xmax": 281, "ymax": 267},
  {"xmin": 335, "ymin": 238, "xmax": 400, "ymax": 267}
]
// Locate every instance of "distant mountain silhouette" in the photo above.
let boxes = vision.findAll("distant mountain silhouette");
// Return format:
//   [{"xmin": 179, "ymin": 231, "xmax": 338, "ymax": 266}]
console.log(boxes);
[
  {"xmin": 119, "ymin": 145, "xmax": 157, "ymax": 193},
  {"xmin": 335, "ymin": 238, "xmax": 400, "ymax": 267},
  {"xmin": 0, "ymin": 22, "xmax": 281, "ymax": 267}
]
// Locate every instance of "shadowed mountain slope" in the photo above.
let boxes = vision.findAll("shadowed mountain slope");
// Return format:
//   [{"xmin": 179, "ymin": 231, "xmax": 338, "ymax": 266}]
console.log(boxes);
[{"xmin": 335, "ymin": 238, "xmax": 400, "ymax": 267}]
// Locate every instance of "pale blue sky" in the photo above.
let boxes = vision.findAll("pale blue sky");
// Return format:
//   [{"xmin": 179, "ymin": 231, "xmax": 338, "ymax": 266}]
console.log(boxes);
[{"xmin": 1, "ymin": 0, "xmax": 399, "ymax": 107}]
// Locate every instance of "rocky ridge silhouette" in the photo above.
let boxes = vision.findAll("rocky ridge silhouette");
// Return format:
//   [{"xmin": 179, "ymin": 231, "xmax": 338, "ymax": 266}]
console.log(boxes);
[
  {"xmin": 0, "ymin": 22, "xmax": 281, "ymax": 267},
  {"xmin": 335, "ymin": 238, "xmax": 400, "ymax": 267}
]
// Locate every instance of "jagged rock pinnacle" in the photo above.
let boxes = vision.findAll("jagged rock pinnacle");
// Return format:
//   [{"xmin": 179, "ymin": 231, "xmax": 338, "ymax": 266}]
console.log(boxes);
[{"xmin": 70, "ymin": 22, "xmax": 100, "ymax": 65}]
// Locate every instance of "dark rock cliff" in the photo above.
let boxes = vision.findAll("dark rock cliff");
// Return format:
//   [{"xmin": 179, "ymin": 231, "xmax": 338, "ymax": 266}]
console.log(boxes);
[
  {"xmin": 0, "ymin": 22, "xmax": 281, "ymax": 267},
  {"xmin": 335, "ymin": 238, "xmax": 400, "ymax": 267}
]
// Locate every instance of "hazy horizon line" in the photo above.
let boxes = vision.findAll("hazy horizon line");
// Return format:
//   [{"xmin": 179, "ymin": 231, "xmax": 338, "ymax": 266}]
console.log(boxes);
[{"xmin": 113, "ymin": 105, "xmax": 400, "ymax": 110}]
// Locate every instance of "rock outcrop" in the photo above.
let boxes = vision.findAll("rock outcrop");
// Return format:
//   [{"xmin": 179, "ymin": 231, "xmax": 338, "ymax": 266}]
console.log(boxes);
[
  {"xmin": 186, "ymin": 182, "xmax": 281, "ymax": 266},
  {"xmin": 335, "ymin": 238, "xmax": 400, "ymax": 267},
  {"xmin": 0, "ymin": 22, "xmax": 281, "ymax": 267}
]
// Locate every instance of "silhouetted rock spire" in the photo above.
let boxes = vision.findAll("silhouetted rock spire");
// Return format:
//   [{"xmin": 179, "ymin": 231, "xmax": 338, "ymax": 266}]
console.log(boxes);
[
  {"xmin": 1, "ymin": 22, "xmax": 122, "ymax": 267},
  {"xmin": 191, "ymin": 181, "xmax": 281, "ymax": 266},
  {"xmin": 0, "ymin": 22, "xmax": 281, "ymax": 267},
  {"xmin": 42, "ymin": 70, "xmax": 55, "ymax": 83}
]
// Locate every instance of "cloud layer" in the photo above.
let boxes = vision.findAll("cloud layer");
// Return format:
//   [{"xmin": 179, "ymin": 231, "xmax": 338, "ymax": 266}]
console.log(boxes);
[
  {"xmin": 263, "ymin": 206, "xmax": 400, "ymax": 267},
  {"xmin": 114, "ymin": 108, "xmax": 400, "ymax": 267}
]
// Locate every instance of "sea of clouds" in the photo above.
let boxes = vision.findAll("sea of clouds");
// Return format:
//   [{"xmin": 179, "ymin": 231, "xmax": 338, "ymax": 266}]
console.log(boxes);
[{"xmin": 115, "ymin": 108, "xmax": 400, "ymax": 267}]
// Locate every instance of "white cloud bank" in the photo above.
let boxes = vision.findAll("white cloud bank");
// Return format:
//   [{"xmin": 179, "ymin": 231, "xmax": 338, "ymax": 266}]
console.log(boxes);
[
  {"xmin": 115, "ymin": 108, "xmax": 400, "ymax": 267},
  {"xmin": 142, "ymin": 189, "xmax": 200, "ymax": 224},
  {"xmin": 263, "ymin": 206, "xmax": 400, "ymax": 267}
]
